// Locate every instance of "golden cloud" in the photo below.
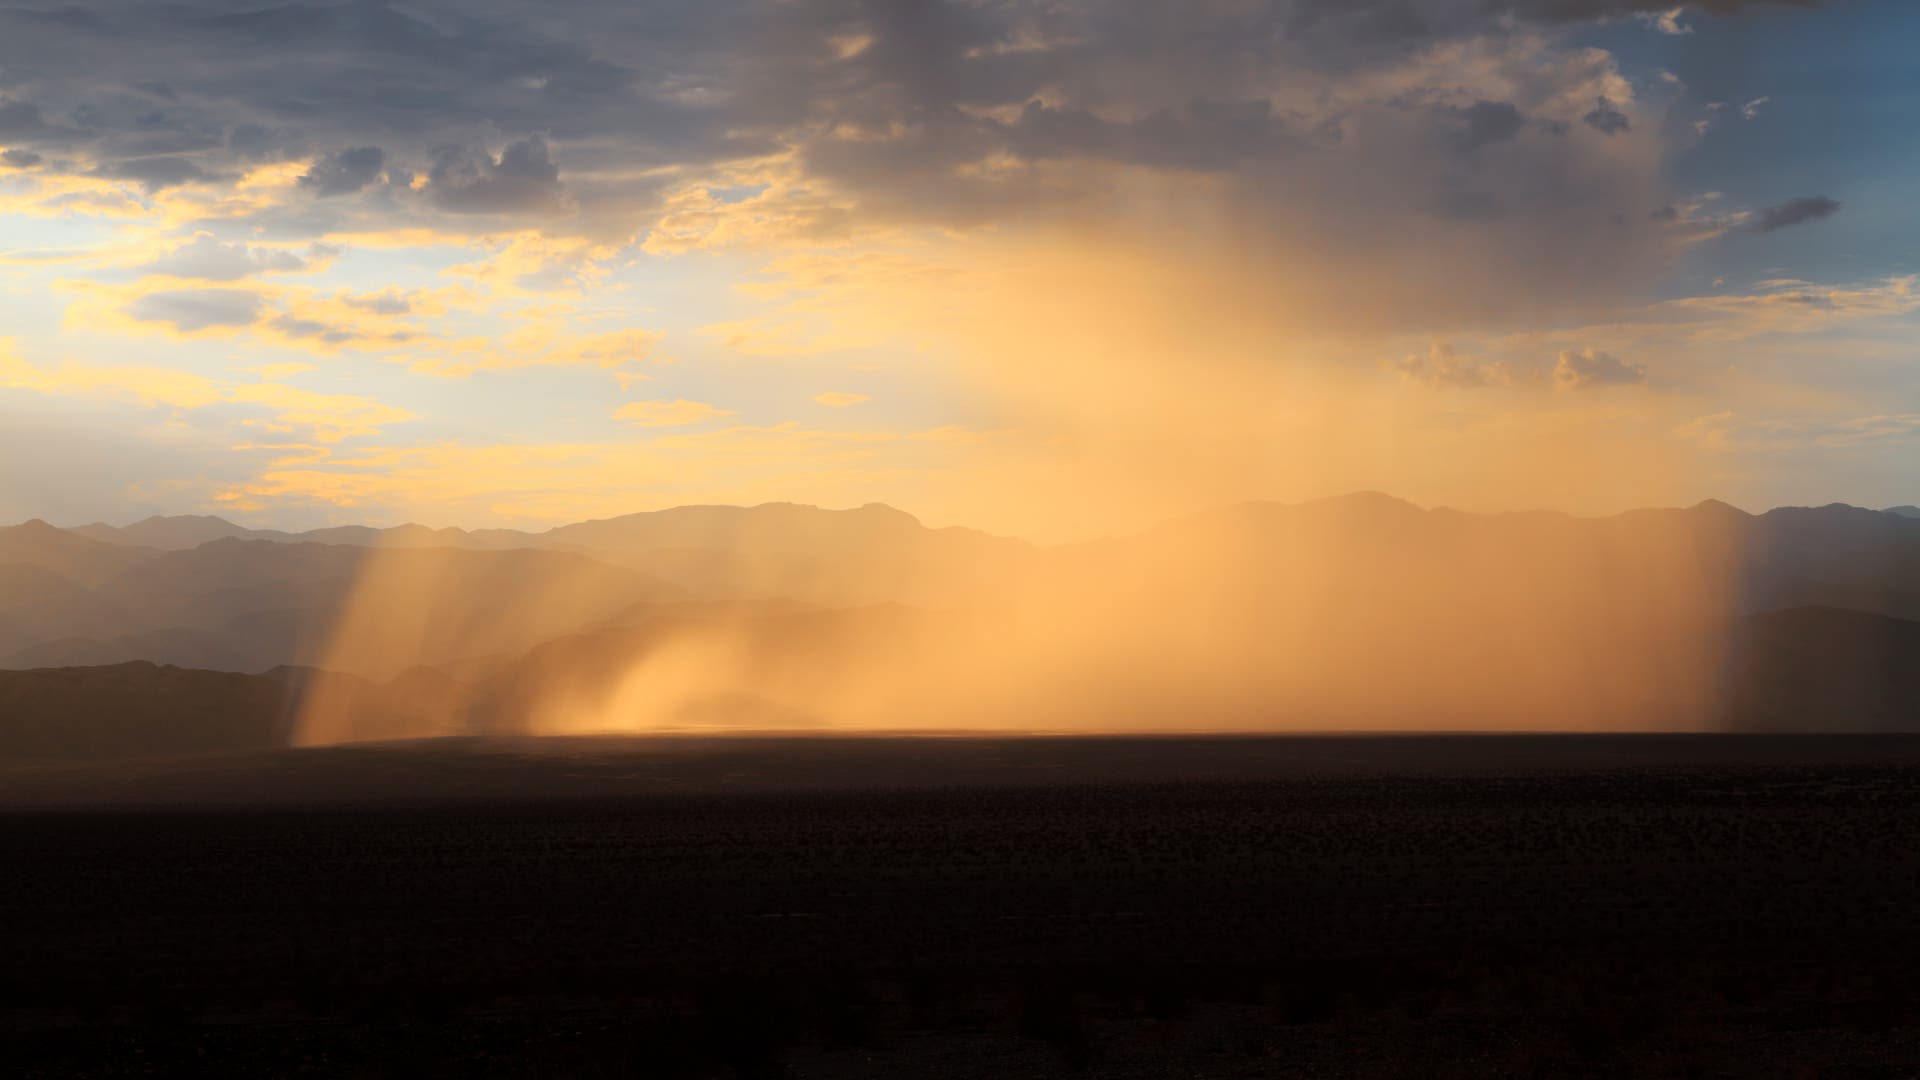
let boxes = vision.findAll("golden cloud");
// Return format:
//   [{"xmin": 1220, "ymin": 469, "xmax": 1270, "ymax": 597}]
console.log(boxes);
[
  {"xmin": 813, "ymin": 391, "xmax": 869, "ymax": 407},
  {"xmin": 614, "ymin": 398, "xmax": 736, "ymax": 427},
  {"xmin": 0, "ymin": 338, "xmax": 411, "ymax": 443}
]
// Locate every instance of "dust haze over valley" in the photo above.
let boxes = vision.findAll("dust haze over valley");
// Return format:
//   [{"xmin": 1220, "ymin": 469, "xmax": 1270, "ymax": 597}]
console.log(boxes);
[{"xmin": 5, "ymin": 491, "xmax": 1919, "ymax": 758}]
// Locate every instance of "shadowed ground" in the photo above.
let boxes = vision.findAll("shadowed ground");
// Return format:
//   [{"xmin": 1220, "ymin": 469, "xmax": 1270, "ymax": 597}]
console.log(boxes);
[{"xmin": 5, "ymin": 735, "xmax": 1920, "ymax": 1076}]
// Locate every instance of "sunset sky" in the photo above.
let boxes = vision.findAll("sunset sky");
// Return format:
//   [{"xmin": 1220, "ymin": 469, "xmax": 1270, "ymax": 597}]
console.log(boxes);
[{"xmin": 0, "ymin": 0, "xmax": 1913, "ymax": 541}]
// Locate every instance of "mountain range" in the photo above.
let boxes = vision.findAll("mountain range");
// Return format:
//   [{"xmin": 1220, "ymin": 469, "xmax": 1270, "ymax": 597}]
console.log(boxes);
[{"xmin": 1, "ymin": 495, "xmax": 1917, "ymax": 757}]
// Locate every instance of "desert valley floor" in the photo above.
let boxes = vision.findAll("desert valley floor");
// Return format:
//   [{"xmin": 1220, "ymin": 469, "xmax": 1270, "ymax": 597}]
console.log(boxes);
[{"xmin": 5, "ymin": 734, "xmax": 1920, "ymax": 1077}]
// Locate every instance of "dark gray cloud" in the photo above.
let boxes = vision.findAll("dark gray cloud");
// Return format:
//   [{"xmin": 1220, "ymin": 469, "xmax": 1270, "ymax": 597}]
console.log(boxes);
[
  {"xmin": 426, "ymin": 136, "xmax": 566, "ymax": 214},
  {"xmin": 226, "ymin": 122, "xmax": 300, "ymax": 161},
  {"xmin": 0, "ymin": 147, "xmax": 42, "ymax": 168},
  {"xmin": 0, "ymin": 0, "xmax": 1835, "ymax": 331},
  {"xmin": 1438, "ymin": 101, "xmax": 1526, "ymax": 154},
  {"xmin": 1754, "ymin": 195, "xmax": 1841, "ymax": 233},
  {"xmin": 300, "ymin": 146, "xmax": 386, "ymax": 197},
  {"xmin": 91, "ymin": 154, "xmax": 222, "ymax": 191},
  {"xmin": 0, "ymin": 0, "xmax": 1809, "ymax": 200},
  {"xmin": 0, "ymin": 97, "xmax": 54, "ymax": 138},
  {"xmin": 1270, "ymin": 0, "xmax": 1814, "ymax": 59},
  {"xmin": 0, "ymin": 96, "xmax": 85, "ymax": 145},
  {"xmin": 993, "ymin": 98, "xmax": 1295, "ymax": 172},
  {"xmin": 1582, "ymin": 97, "xmax": 1631, "ymax": 135},
  {"xmin": 126, "ymin": 288, "xmax": 264, "ymax": 331},
  {"xmin": 1486, "ymin": 0, "xmax": 1816, "ymax": 16}
]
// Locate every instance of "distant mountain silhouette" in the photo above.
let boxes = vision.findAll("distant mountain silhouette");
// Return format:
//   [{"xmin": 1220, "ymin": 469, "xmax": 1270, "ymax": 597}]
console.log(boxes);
[
  {"xmin": 1126, "ymin": 494, "xmax": 1920, "ymax": 619},
  {"xmin": 1724, "ymin": 607, "xmax": 1920, "ymax": 733},
  {"xmin": 0, "ymin": 662, "xmax": 297, "ymax": 759},
  {"xmin": 0, "ymin": 562, "xmax": 123, "ymax": 658},
  {"xmin": 0, "ymin": 538, "xmax": 684, "ymax": 677},
  {"xmin": 55, "ymin": 502, "xmax": 1029, "ymax": 607},
  {"xmin": 4, "ymin": 609, "xmax": 312, "ymax": 674},
  {"xmin": 537, "ymin": 502, "xmax": 1028, "ymax": 604},
  {"xmin": 71, "ymin": 514, "xmax": 256, "ymax": 550},
  {"xmin": 1887, "ymin": 505, "xmax": 1920, "ymax": 520},
  {"xmin": 0, "ymin": 519, "xmax": 158, "ymax": 586},
  {"xmin": 0, "ymin": 661, "xmax": 458, "ymax": 759}
]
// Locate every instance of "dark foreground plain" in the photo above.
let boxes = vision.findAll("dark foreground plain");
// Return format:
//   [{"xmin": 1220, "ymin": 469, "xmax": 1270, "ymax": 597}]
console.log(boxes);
[{"xmin": 6, "ymin": 735, "xmax": 1920, "ymax": 1077}]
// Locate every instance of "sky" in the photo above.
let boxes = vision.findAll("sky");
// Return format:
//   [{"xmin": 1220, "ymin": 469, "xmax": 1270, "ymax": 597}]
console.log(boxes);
[{"xmin": 0, "ymin": 0, "xmax": 1913, "ymax": 542}]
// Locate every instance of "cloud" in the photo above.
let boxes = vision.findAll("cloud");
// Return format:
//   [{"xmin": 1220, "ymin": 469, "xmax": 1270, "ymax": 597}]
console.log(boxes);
[
  {"xmin": 1645, "ymin": 275, "xmax": 1918, "ymax": 339},
  {"xmin": 1393, "ymin": 343, "xmax": 1512, "ymax": 388},
  {"xmin": 90, "ymin": 155, "xmax": 221, "ymax": 191},
  {"xmin": 223, "ymin": 382, "xmax": 414, "ymax": 443},
  {"xmin": 125, "ymin": 288, "xmax": 264, "ymax": 332},
  {"xmin": 0, "ymin": 0, "xmax": 1772, "ymax": 266},
  {"xmin": 0, "ymin": 0, "xmax": 1817, "ymax": 360},
  {"xmin": 0, "ymin": 0, "xmax": 1862, "ymax": 534},
  {"xmin": 235, "ymin": 362, "xmax": 317, "ymax": 380},
  {"xmin": 341, "ymin": 290, "xmax": 413, "ymax": 315},
  {"xmin": 1679, "ymin": 412, "xmax": 1920, "ymax": 453},
  {"xmin": 265, "ymin": 315, "xmax": 368, "ymax": 348},
  {"xmin": 614, "ymin": 398, "xmax": 736, "ymax": 427},
  {"xmin": 1753, "ymin": 195, "xmax": 1840, "ymax": 233},
  {"xmin": 0, "ymin": 96, "xmax": 83, "ymax": 145},
  {"xmin": 426, "ymin": 137, "xmax": 566, "ymax": 215},
  {"xmin": 408, "ymin": 326, "xmax": 663, "ymax": 377},
  {"xmin": 1437, "ymin": 101, "xmax": 1526, "ymax": 155},
  {"xmin": 300, "ymin": 147, "xmax": 387, "ymax": 197},
  {"xmin": 1643, "ymin": 8, "xmax": 1692, "ymax": 34},
  {"xmin": 1582, "ymin": 97, "xmax": 1631, "ymax": 135},
  {"xmin": 1553, "ymin": 348, "xmax": 1646, "ymax": 390},
  {"xmin": 0, "ymin": 337, "xmax": 409, "ymax": 442},
  {"xmin": 813, "ymin": 391, "xmax": 870, "ymax": 407},
  {"xmin": 139, "ymin": 234, "xmax": 331, "ymax": 281},
  {"xmin": 0, "ymin": 337, "xmax": 220, "ymax": 409},
  {"xmin": 1, "ymin": 148, "xmax": 43, "ymax": 169},
  {"xmin": 1740, "ymin": 96, "xmax": 1772, "ymax": 121}
]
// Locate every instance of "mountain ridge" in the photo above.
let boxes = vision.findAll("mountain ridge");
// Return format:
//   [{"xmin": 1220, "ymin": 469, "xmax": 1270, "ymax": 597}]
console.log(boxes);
[
  {"xmin": 57, "ymin": 495, "xmax": 1920, "ymax": 553},
  {"xmin": 6, "ymin": 495, "xmax": 1920, "ymax": 704}
]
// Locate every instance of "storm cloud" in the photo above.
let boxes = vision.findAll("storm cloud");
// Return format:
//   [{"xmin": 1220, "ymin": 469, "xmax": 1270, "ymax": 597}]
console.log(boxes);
[
  {"xmin": 300, "ymin": 147, "xmax": 387, "ymax": 197},
  {"xmin": 426, "ymin": 137, "xmax": 566, "ymax": 215},
  {"xmin": 0, "ymin": 0, "xmax": 1829, "ymax": 331}
]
